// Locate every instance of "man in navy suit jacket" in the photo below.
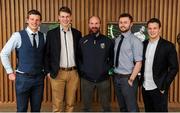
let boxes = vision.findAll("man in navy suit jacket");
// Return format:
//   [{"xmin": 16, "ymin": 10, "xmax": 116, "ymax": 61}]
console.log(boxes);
[
  {"xmin": 44, "ymin": 6, "xmax": 82, "ymax": 112},
  {"xmin": 140, "ymin": 18, "xmax": 178, "ymax": 112}
]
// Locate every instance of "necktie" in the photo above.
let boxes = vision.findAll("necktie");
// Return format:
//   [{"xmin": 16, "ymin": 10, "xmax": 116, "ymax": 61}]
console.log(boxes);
[
  {"xmin": 115, "ymin": 35, "xmax": 124, "ymax": 67},
  {"xmin": 64, "ymin": 31, "xmax": 69, "ymax": 67},
  {"xmin": 32, "ymin": 33, "xmax": 37, "ymax": 48}
]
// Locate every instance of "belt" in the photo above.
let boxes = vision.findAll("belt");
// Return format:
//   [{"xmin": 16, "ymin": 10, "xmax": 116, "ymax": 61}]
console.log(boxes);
[
  {"xmin": 114, "ymin": 73, "xmax": 131, "ymax": 78},
  {"xmin": 60, "ymin": 66, "xmax": 76, "ymax": 71},
  {"xmin": 16, "ymin": 71, "xmax": 44, "ymax": 76},
  {"xmin": 16, "ymin": 72, "xmax": 36, "ymax": 76}
]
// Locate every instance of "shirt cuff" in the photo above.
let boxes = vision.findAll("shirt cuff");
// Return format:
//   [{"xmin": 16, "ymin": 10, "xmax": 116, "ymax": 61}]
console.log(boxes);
[
  {"xmin": 134, "ymin": 57, "xmax": 142, "ymax": 62},
  {"xmin": 6, "ymin": 68, "xmax": 13, "ymax": 74}
]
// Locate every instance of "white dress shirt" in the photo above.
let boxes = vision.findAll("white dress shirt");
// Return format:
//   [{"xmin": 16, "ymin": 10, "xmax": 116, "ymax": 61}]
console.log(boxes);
[
  {"xmin": 59, "ymin": 26, "xmax": 75, "ymax": 68},
  {"xmin": 143, "ymin": 39, "xmax": 159, "ymax": 90}
]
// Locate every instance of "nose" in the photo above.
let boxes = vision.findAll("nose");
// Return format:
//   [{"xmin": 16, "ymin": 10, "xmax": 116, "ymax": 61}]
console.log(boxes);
[{"xmin": 32, "ymin": 19, "xmax": 39, "ymax": 23}]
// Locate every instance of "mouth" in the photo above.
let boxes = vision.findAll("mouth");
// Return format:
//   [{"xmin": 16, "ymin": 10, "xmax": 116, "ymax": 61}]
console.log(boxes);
[
  {"xmin": 92, "ymin": 27, "xmax": 98, "ymax": 30},
  {"xmin": 62, "ymin": 21, "xmax": 70, "ymax": 24},
  {"xmin": 120, "ymin": 26, "xmax": 126, "ymax": 29},
  {"xmin": 31, "ymin": 23, "xmax": 38, "ymax": 27},
  {"xmin": 149, "ymin": 32, "xmax": 156, "ymax": 35}
]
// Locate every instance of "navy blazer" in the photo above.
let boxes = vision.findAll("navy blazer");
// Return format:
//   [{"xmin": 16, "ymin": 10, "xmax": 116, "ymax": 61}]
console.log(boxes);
[
  {"xmin": 140, "ymin": 37, "xmax": 178, "ymax": 91},
  {"xmin": 44, "ymin": 26, "xmax": 82, "ymax": 78}
]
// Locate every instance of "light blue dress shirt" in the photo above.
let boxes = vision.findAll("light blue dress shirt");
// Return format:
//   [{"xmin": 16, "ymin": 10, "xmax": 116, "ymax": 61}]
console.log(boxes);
[
  {"xmin": 114, "ymin": 30, "xmax": 143, "ymax": 74},
  {"xmin": 0, "ymin": 27, "xmax": 46, "ymax": 74}
]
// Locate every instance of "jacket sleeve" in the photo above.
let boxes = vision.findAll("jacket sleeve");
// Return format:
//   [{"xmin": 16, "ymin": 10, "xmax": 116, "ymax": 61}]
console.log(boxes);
[
  {"xmin": 163, "ymin": 43, "xmax": 179, "ymax": 90},
  {"xmin": 76, "ymin": 31, "xmax": 82, "ymax": 74},
  {"xmin": 44, "ymin": 31, "xmax": 51, "ymax": 74}
]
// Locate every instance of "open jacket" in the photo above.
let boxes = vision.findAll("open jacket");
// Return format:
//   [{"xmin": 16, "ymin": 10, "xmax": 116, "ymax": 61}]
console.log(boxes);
[
  {"xmin": 140, "ymin": 37, "xmax": 178, "ymax": 91},
  {"xmin": 44, "ymin": 27, "xmax": 82, "ymax": 78}
]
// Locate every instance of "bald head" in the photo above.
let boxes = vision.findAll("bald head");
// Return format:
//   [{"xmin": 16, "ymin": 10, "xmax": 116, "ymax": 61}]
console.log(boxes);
[
  {"xmin": 88, "ymin": 16, "xmax": 101, "ymax": 34},
  {"xmin": 88, "ymin": 16, "xmax": 101, "ymax": 24}
]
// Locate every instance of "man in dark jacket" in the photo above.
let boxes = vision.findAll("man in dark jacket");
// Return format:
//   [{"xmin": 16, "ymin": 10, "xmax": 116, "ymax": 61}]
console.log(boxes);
[
  {"xmin": 45, "ymin": 6, "xmax": 82, "ymax": 112},
  {"xmin": 79, "ymin": 16, "xmax": 114, "ymax": 112},
  {"xmin": 140, "ymin": 18, "xmax": 178, "ymax": 112}
]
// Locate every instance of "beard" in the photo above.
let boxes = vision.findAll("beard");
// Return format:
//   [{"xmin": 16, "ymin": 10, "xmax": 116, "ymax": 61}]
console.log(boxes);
[
  {"xmin": 89, "ymin": 27, "xmax": 100, "ymax": 34},
  {"xmin": 119, "ymin": 26, "xmax": 131, "ymax": 33}
]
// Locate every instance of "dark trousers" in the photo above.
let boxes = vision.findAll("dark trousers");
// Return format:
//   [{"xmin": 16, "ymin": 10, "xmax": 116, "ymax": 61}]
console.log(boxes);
[
  {"xmin": 81, "ymin": 78, "xmax": 111, "ymax": 112},
  {"xmin": 142, "ymin": 87, "xmax": 168, "ymax": 112},
  {"xmin": 15, "ymin": 73, "xmax": 45, "ymax": 112},
  {"xmin": 114, "ymin": 76, "xmax": 139, "ymax": 112}
]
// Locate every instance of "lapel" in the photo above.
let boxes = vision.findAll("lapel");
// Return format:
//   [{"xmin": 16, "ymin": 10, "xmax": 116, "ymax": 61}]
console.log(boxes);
[
  {"xmin": 71, "ymin": 28, "xmax": 77, "ymax": 53},
  {"xmin": 143, "ymin": 40, "xmax": 149, "ymax": 59},
  {"xmin": 55, "ymin": 27, "xmax": 61, "ymax": 51}
]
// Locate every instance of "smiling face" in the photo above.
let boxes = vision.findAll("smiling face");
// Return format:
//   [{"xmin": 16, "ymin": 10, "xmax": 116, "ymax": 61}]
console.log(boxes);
[
  {"xmin": 58, "ymin": 11, "xmax": 72, "ymax": 29},
  {"xmin": 147, "ymin": 22, "xmax": 161, "ymax": 40},
  {"xmin": 27, "ymin": 14, "xmax": 41, "ymax": 32},
  {"xmin": 88, "ymin": 16, "xmax": 101, "ymax": 34},
  {"xmin": 118, "ymin": 17, "xmax": 133, "ymax": 33}
]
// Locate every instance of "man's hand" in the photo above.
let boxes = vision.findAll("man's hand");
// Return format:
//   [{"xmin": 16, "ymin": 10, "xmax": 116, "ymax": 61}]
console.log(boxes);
[
  {"xmin": 8, "ymin": 73, "xmax": 16, "ymax": 81},
  {"xmin": 47, "ymin": 73, "xmax": 51, "ymax": 79},
  {"xmin": 128, "ymin": 77, "xmax": 134, "ymax": 86},
  {"xmin": 160, "ymin": 90, "xmax": 165, "ymax": 94}
]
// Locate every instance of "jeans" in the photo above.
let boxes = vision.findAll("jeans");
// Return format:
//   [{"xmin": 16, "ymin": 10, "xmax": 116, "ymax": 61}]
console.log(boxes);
[
  {"xmin": 15, "ymin": 73, "xmax": 45, "ymax": 112},
  {"xmin": 81, "ymin": 78, "xmax": 111, "ymax": 112},
  {"xmin": 114, "ymin": 76, "xmax": 139, "ymax": 112}
]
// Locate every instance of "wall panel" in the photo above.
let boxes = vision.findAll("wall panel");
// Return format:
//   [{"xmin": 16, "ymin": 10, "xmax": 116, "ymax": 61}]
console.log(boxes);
[{"xmin": 0, "ymin": 0, "xmax": 180, "ymax": 108}]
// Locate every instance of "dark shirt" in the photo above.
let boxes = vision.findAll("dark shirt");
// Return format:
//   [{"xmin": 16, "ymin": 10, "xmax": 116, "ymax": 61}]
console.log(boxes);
[{"xmin": 78, "ymin": 33, "xmax": 114, "ymax": 82}]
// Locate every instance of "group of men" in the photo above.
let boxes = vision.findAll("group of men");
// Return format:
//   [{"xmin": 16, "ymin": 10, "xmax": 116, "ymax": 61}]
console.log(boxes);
[{"xmin": 0, "ymin": 6, "xmax": 178, "ymax": 112}]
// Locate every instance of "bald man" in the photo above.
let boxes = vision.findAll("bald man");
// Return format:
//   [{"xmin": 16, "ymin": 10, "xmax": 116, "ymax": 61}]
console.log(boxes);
[{"xmin": 78, "ymin": 16, "xmax": 114, "ymax": 112}]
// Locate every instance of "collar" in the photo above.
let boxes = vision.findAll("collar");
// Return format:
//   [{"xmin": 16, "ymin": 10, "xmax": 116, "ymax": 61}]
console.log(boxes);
[
  {"xmin": 121, "ymin": 30, "xmax": 131, "ymax": 38},
  {"xmin": 149, "ymin": 37, "xmax": 160, "ymax": 44},
  {"xmin": 26, "ymin": 27, "xmax": 38, "ymax": 35},
  {"xmin": 60, "ymin": 25, "xmax": 71, "ymax": 32},
  {"xmin": 91, "ymin": 32, "xmax": 100, "ymax": 37}
]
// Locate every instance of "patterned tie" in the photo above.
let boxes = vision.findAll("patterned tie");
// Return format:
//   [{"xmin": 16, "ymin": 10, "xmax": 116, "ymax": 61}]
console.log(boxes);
[
  {"xmin": 32, "ymin": 33, "xmax": 37, "ymax": 48},
  {"xmin": 115, "ymin": 35, "xmax": 124, "ymax": 67}
]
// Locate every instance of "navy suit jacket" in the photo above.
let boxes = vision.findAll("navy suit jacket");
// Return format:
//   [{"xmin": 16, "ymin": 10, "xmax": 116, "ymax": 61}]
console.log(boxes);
[
  {"xmin": 44, "ymin": 26, "xmax": 82, "ymax": 78},
  {"xmin": 140, "ymin": 37, "xmax": 178, "ymax": 91}
]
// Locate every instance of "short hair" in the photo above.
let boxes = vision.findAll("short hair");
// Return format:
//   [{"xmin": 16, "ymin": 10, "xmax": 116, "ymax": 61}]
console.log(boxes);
[
  {"xmin": 27, "ymin": 9, "xmax": 42, "ymax": 21},
  {"xmin": 118, "ymin": 13, "xmax": 133, "ymax": 22},
  {"xmin": 147, "ymin": 18, "xmax": 161, "ymax": 28},
  {"xmin": 58, "ymin": 6, "xmax": 72, "ymax": 15}
]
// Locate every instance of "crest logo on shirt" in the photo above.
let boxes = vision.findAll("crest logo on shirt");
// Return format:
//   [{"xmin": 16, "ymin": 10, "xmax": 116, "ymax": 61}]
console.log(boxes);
[{"xmin": 100, "ymin": 43, "xmax": 105, "ymax": 49}]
